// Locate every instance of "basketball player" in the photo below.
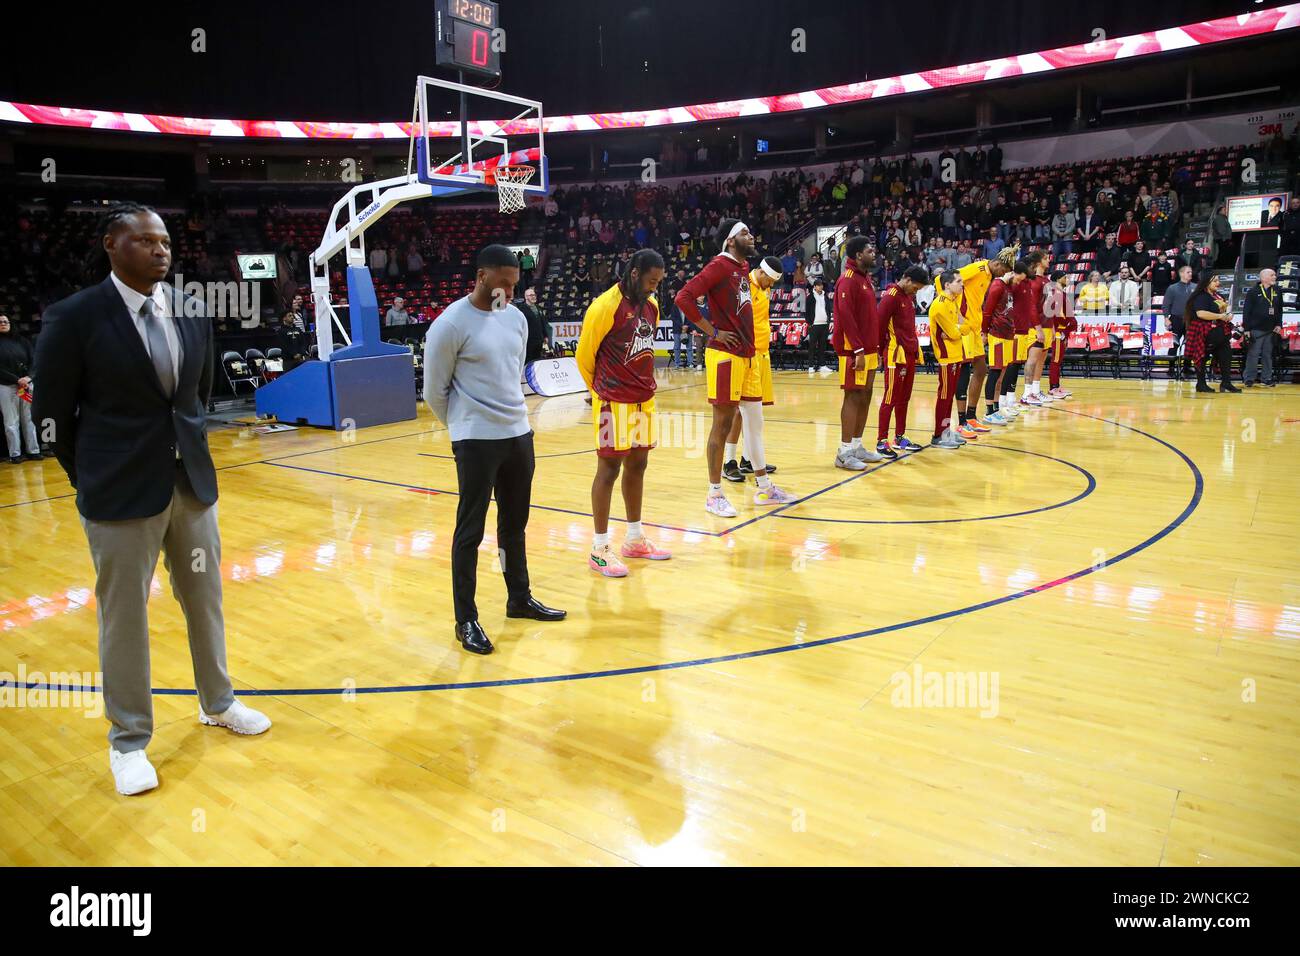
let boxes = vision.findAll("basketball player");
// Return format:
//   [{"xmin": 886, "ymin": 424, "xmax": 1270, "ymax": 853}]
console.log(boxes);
[
  {"xmin": 576, "ymin": 249, "xmax": 671, "ymax": 577},
  {"xmin": 676, "ymin": 220, "xmax": 795, "ymax": 515},
  {"xmin": 723, "ymin": 256, "xmax": 784, "ymax": 482},
  {"xmin": 832, "ymin": 235, "xmax": 883, "ymax": 471},
  {"xmin": 1043, "ymin": 270, "xmax": 1075, "ymax": 399},
  {"xmin": 955, "ymin": 250, "xmax": 1015, "ymax": 433},
  {"xmin": 874, "ymin": 266, "xmax": 930, "ymax": 457},
  {"xmin": 928, "ymin": 270, "xmax": 968, "ymax": 449},
  {"xmin": 1016, "ymin": 251, "xmax": 1053, "ymax": 407},
  {"xmin": 982, "ymin": 257, "xmax": 1026, "ymax": 425}
]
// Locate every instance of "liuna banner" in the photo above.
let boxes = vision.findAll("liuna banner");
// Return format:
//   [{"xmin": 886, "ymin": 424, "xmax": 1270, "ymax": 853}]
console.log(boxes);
[{"xmin": 525, "ymin": 357, "xmax": 587, "ymax": 397}]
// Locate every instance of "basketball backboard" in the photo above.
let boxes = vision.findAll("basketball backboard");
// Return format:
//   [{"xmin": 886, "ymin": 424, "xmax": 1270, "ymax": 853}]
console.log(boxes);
[{"xmin": 412, "ymin": 74, "xmax": 548, "ymax": 199}]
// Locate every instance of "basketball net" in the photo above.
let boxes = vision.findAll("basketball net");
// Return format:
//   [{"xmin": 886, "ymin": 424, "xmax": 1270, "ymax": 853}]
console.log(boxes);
[{"xmin": 493, "ymin": 165, "xmax": 535, "ymax": 214}]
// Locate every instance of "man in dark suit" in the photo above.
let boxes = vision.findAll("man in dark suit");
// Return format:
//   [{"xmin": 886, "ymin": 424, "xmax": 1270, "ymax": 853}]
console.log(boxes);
[
  {"xmin": 1260, "ymin": 197, "xmax": 1284, "ymax": 229},
  {"xmin": 32, "ymin": 203, "xmax": 270, "ymax": 797}
]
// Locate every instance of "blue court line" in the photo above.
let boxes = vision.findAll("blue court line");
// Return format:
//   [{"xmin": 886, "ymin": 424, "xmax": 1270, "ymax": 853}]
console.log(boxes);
[
  {"xmin": 258, "ymin": 460, "xmax": 711, "ymax": 537},
  {"xmin": 774, "ymin": 445, "xmax": 1096, "ymax": 526},
  {"xmin": 1, "ymin": 405, "xmax": 1204, "ymax": 699},
  {"xmin": 263, "ymin": 442, "xmax": 919, "ymax": 540},
  {"xmin": 419, "ymin": 448, "xmax": 596, "ymax": 461},
  {"xmin": 716, "ymin": 450, "xmax": 918, "ymax": 536}
]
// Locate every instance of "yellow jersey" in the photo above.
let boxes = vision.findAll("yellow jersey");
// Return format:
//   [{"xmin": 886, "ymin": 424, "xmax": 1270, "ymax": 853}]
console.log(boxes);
[
  {"xmin": 748, "ymin": 269, "xmax": 771, "ymax": 353},
  {"xmin": 958, "ymin": 260, "xmax": 992, "ymax": 336},
  {"xmin": 928, "ymin": 290, "xmax": 968, "ymax": 365}
]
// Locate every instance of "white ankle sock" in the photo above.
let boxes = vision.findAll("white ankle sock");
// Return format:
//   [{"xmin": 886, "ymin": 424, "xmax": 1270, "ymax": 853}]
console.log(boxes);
[
  {"xmin": 593, "ymin": 532, "xmax": 609, "ymax": 550},
  {"xmin": 756, "ymin": 474, "xmax": 773, "ymax": 490},
  {"xmin": 708, "ymin": 482, "xmax": 722, "ymax": 495},
  {"xmin": 839, "ymin": 442, "xmax": 853, "ymax": 456},
  {"xmin": 724, "ymin": 442, "xmax": 738, "ymax": 462},
  {"xmin": 851, "ymin": 437, "xmax": 863, "ymax": 450},
  {"xmin": 626, "ymin": 521, "xmax": 643, "ymax": 541}
]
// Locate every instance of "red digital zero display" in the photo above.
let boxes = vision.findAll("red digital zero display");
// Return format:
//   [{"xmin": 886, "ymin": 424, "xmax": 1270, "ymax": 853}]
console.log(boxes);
[{"xmin": 452, "ymin": 19, "xmax": 496, "ymax": 71}]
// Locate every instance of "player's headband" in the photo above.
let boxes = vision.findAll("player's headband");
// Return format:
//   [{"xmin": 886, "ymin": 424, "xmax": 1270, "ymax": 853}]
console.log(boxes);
[
  {"xmin": 759, "ymin": 260, "xmax": 782, "ymax": 281},
  {"xmin": 727, "ymin": 221, "xmax": 749, "ymax": 241}
]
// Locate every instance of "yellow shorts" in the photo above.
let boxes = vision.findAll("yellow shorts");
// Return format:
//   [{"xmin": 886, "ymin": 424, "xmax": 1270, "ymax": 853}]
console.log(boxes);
[
  {"xmin": 837, "ymin": 353, "xmax": 876, "ymax": 390},
  {"xmin": 884, "ymin": 343, "xmax": 918, "ymax": 369},
  {"xmin": 741, "ymin": 349, "xmax": 774, "ymax": 406},
  {"xmin": 1014, "ymin": 331, "xmax": 1044, "ymax": 363},
  {"xmin": 962, "ymin": 332, "xmax": 982, "ymax": 361},
  {"xmin": 593, "ymin": 395, "xmax": 657, "ymax": 458},
  {"xmin": 988, "ymin": 336, "xmax": 1015, "ymax": 370},
  {"xmin": 706, "ymin": 348, "xmax": 751, "ymax": 406},
  {"xmin": 1041, "ymin": 327, "xmax": 1056, "ymax": 350}
]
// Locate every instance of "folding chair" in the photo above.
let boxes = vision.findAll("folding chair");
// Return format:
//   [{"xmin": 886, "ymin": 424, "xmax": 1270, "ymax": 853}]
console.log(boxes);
[
  {"xmin": 244, "ymin": 348, "xmax": 268, "ymax": 384},
  {"xmin": 221, "ymin": 351, "xmax": 259, "ymax": 398}
]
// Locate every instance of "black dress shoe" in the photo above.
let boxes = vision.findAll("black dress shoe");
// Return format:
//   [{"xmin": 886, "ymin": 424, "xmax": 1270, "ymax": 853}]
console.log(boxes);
[
  {"xmin": 1219, "ymin": 382, "xmax": 1241, "ymax": 393},
  {"xmin": 505, "ymin": 596, "xmax": 567, "ymax": 622},
  {"xmin": 455, "ymin": 620, "xmax": 494, "ymax": 655},
  {"xmin": 1195, "ymin": 382, "xmax": 1215, "ymax": 393},
  {"xmin": 23, "ymin": 452, "xmax": 44, "ymax": 461},
  {"xmin": 7, "ymin": 455, "xmax": 21, "ymax": 465}
]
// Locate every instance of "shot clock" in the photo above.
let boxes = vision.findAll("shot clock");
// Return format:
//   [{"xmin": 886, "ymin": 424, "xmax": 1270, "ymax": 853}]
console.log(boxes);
[{"xmin": 435, "ymin": 0, "xmax": 501, "ymax": 78}]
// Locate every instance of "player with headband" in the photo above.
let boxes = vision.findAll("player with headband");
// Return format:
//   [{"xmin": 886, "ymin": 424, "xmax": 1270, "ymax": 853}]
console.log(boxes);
[
  {"xmin": 676, "ymin": 220, "xmax": 795, "ymax": 515},
  {"xmin": 723, "ymin": 257, "xmax": 794, "ymax": 504},
  {"xmin": 953, "ymin": 247, "xmax": 1015, "ymax": 434}
]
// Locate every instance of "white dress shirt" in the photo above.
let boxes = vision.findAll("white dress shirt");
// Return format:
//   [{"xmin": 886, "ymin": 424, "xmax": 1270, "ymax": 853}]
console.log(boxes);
[
  {"xmin": 811, "ymin": 291, "xmax": 829, "ymax": 326},
  {"xmin": 111, "ymin": 271, "xmax": 184, "ymax": 458},
  {"xmin": 110, "ymin": 271, "xmax": 182, "ymax": 386}
]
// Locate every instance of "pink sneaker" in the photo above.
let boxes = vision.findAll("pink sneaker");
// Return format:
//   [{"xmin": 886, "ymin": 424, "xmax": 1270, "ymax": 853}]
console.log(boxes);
[
  {"xmin": 621, "ymin": 537, "xmax": 671, "ymax": 560},
  {"xmin": 1050, "ymin": 387, "xmax": 1071, "ymax": 399},
  {"xmin": 753, "ymin": 483, "xmax": 798, "ymax": 506},
  {"xmin": 1019, "ymin": 394, "xmax": 1043, "ymax": 407},
  {"xmin": 588, "ymin": 544, "xmax": 629, "ymax": 577},
  {"xmin": 706, "ymin": 493, "xmax": 738, "ymax": 518}
]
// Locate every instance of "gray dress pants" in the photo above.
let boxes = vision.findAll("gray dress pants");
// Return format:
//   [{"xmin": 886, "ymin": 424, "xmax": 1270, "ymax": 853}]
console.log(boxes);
[{"xmin": 79, "ymin": 461, "xmax": 235, "ymax": 752}]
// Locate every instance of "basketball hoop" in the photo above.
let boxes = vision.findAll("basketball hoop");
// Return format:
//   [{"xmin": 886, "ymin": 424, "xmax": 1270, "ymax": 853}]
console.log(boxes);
[{"xmin": 492, "ymin": 164, "xmax": 535, "ymax": 214}]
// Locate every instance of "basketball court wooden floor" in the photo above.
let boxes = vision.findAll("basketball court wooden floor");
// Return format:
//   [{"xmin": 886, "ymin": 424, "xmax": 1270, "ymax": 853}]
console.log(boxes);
[{"xmin": 2, "ymin": 370, "xmax": 1298, "ymax": 866}]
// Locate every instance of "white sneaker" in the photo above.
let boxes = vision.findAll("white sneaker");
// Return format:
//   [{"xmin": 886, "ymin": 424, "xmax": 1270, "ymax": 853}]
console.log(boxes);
[
  {"xmin": 705, "ymin": 493, "xmax": 738, "ymax": 518},
  {"xmin": 818, "ymin": 365, "xmax": 833, "ymax": 374},
  {"xmin": 109, "ymin": 748, "xmax": 159, "ymax": 796},
  {"xmin": 1036, "ymin": 390, "xmax": 1056, "ymax": 403},
  {"xmin": 199, "ymin": 698, "xmax": 272, "ymax": 736},
  {"xmin": 835, "ymin": 451, "xmax": 867, "ymax": 470},
  {"xmin": 852, "ymin": 444, "xmax": 884, "ymax": 463}
]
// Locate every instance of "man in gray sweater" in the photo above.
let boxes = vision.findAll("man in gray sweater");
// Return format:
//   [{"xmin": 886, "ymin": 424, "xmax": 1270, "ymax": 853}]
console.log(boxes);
[
  {"xmin": 1162, "ymin": 264, "xmax": 1198, "ymax": 379},
  {"xmin": 423, "ymin": 245, "xmax": 566, "ymax": 655}
]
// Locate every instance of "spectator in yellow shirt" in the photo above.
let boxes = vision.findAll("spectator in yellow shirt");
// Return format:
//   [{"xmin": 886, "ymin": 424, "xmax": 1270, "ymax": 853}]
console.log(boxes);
[{"xmin": 1077, "ymin": 271, "xmax": 1110, "ymax": 314}]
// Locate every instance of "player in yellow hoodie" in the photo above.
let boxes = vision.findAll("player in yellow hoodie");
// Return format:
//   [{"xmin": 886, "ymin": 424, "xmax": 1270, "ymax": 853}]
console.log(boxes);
[
  {"xmin": 954, "ymin": 249, "xmax": 1015, "ymax": 433},
  {"xmin": 928, "ymin": 270, "xmax": 971, "ymax": 448},
  {"xmin": 721, "ymin": 255, "xmax": 796, "ymax": 506}
]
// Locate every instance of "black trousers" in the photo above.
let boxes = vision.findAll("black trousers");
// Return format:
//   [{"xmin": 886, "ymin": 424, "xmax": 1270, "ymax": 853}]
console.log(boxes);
[
  {"xmin": 451, "ymin": 432, "xmax": 535, "ymax": 623},
  {"xmin": 808, "ymin": 324, "xmax": 829, "ymax": 369},
  {"xmin": 1197, "ymin": 327, "xmax": 1233, "ymax": 387}
]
